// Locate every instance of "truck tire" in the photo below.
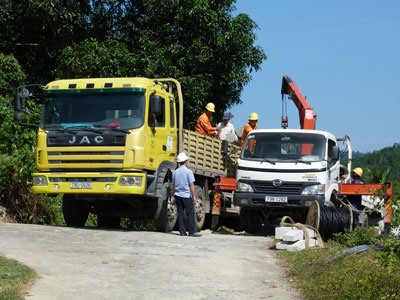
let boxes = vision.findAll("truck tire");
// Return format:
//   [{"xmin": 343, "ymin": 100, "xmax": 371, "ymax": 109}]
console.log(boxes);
[
  {"xmin": 62, "ymin": 195, "xmax": 89, "ymax": 227},
  {"xmin": 154, "ymin": 182, "xmax": 178, "ymax": 232},
  {"xmin": 240, "ymin": 208, "xmax": 262, "ymax": 234},
  {"xmin": 194, "ymin": 185, "xmax": 206, "ymax": 232}
]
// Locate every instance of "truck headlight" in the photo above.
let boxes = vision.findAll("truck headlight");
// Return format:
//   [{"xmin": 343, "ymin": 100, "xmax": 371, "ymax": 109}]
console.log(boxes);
[
  {"xmin": 118, "ymin": 176, "xmax": 142, "ymax": 186},
  {"xmin": 235, "ymin": 182, "xmax": 254, "ymax": 193},
  {"xmin": 33, "ymin": 176, "xmax": 48, "ymax": 186},
  {"xmin": 302, "ymin": 184, "xmax": 325, "ymax": 195}
]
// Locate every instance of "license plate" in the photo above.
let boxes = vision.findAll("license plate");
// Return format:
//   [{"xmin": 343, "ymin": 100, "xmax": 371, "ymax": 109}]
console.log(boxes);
[
  {"xmin": 265, "ymin": 196, "xmax": 287, "ymax": 203},
  {"xmin": 70, "ymin": 182, "xmax": 92, "ymax": 189}
]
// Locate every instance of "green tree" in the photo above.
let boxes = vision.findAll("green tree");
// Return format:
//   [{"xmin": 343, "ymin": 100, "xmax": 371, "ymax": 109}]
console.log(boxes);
[
  {"xmin": 53, "ymin": 38, "xmax": 140, "ymax": 78},
  {"xmin": 1, "ymin": 0, "xmax": 266, "ymax": 126},
  {"xmin": 0, "ymin": 53, "xmax": 55, "ymax": 223},
  {"xmin": 0, "ymin": 0, "xmax": 91, "ymax": 83},
  {"xmin": 353, "ymin": 144, "xmax": 400, "ymax": 182},
  {"xmin": 365, "ymin": 168, "xmax": 391, "ymax": 184}
]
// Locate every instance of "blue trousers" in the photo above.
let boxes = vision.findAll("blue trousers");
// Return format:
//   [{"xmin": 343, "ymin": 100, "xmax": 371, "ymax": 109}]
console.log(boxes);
[
  {"xmin": 348, "ymin": 195, "xmax": 362, "ymax": 227},
  {"xmin": 175, "ymin": 196, "xmax": 195, "ymax": 235}
]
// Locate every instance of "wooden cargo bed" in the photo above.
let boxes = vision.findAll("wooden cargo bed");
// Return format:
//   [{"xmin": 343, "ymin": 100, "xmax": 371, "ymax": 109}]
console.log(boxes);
[{"xmin": 182, "ymin": 129, "xmax": 240, "ymax": 178}]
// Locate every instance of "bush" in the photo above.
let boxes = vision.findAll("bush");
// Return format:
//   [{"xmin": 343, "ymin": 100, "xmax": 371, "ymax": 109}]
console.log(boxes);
[
  {"xmin": 281, "ymin": 242, "xmax": 400, "ymax": 300},
  {"xmin": 0, "ymin": 53, "xmax": 57, "ymax": 224},
  {"xmin": 333, "ymin": 227, "xmax": 380, "ymax": 248}
]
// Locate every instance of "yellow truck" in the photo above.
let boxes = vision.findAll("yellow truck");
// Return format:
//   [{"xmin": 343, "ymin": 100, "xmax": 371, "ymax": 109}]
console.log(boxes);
[{"xmin": 14, "ymin": 77, "xmax": 239, "ymax": 231}]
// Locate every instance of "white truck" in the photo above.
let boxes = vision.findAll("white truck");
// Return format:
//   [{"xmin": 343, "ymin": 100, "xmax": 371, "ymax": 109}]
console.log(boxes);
[
  {"xmin": 233, "ymin": 75, "xmax": 343, "ymax": 233},
  {"xmin": 234, "ymin": 128, "xmax": 341, "ymax": 233}
]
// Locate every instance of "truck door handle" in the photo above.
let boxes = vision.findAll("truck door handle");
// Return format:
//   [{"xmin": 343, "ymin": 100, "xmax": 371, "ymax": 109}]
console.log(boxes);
[{"xmin": 162, "ymin": 145, "xmax": 167, "ymax": 151}]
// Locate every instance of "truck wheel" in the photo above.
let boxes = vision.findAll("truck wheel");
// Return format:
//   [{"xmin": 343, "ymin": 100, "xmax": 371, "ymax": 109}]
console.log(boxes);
[
  {"xmin": 240, "ymin": 208, "xmax": 262, "ymax": 234},
  {"xmin": 154, "ymin": 182, "xmax": 178, "ymax": 232},
  {"xmin": 62, "ymin": 195, "xmax": 89, "ymax": 227},
  {"xmin": 194, "ymin": 185, "xmax": 206, "ymax": 232}
]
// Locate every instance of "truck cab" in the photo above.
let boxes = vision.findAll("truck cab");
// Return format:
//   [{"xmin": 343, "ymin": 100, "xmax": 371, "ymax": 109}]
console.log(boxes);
[
  {"xmin": 15, "ymin": 77, "xmax": 240, "ymax": 232},
  {"xmin": 234, "ymin": 129, "xmax": 340, "ymax": 233},
  {"xmin": 30, "ymin": 77, "xmax": 180, "ymax": 230}
]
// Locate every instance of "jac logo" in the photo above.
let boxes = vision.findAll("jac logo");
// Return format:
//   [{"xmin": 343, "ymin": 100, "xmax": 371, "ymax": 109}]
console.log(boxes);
[{"xmin": 68, "ymin": 136, "xmax": 104, "ymax": 144}]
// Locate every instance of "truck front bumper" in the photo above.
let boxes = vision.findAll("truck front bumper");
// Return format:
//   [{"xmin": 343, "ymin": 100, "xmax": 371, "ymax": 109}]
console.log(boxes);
[
  {"xmin": 234, "ymin": 192, "xmax": 325, "ymax": 208},
  {"xmin": 32, "ymin": 172, "xmax": 146, "ymax": 195}
]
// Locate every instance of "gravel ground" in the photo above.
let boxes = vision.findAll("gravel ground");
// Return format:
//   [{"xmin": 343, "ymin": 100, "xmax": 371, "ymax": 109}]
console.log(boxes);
[{"xmin": 0, "ymin": 223, "xmax": 302, "ymax": 300}]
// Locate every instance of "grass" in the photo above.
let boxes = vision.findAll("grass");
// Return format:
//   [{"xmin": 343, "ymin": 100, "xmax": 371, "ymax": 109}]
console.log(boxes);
[
  {"xmin": 0, "ymin": 256, "xmax": 37, "ymax": 300},
  {"xmin": 279, "ymin": 240, "xmax": 400, "ymax": 300}
]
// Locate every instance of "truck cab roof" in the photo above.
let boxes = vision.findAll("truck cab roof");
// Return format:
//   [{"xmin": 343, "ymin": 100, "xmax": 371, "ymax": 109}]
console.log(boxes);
[
  {"xmin": 247, "ymin": 128, "xmax": 337, "ymax": 142},
  {"xmin": 44, "ymin": 77, "xmax": 161, "ymax": 91}
]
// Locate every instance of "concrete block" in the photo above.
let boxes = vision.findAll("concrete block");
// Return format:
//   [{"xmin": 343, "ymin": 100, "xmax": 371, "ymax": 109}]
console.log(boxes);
[
  {"xmin": 286, "ymin": 238, "xmax": 318, "ymax": 252},
  {"xmin": 305, "ymin": 228, "xmax": 317, "ymax": 238},
  {"xmin": 282, "ymin": 229, "xmax": 304, "ymax": 242},
  {"xmin": 282, "ymin": 228, "xmax": 317, "ymax": 241},
  {"xmin": 275, "ymin": 226, "xmax": 296, "ymax": 240},
  {"xmin": 276, "ymin": 241, "xmax": 294, "ymax": 250}
]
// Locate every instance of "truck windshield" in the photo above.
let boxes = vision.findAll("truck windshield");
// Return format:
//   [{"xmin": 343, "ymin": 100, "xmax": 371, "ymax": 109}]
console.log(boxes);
[
  {"xmin": 41, "ymin": 92, "xmax": 145, "ymax": 130},
  {"xmin": 241, "ymin": 132, "xmax": 326, "ymax": 163}
]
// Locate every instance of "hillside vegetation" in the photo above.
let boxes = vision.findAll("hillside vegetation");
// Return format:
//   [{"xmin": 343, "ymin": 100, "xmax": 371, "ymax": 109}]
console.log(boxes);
[
  {"xmin": 353, "ymin": 143, "xmax": 400, "ymax": 182},
  {"xmin": 348, "ymin": 143, "xmax": 400, "ymax": 203}
]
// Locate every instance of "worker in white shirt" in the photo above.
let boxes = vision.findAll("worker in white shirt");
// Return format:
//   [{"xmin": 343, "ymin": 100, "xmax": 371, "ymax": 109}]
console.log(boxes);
[{"xmin": 217, "ymin": 112, "xmax": 238, "ymax": 143}]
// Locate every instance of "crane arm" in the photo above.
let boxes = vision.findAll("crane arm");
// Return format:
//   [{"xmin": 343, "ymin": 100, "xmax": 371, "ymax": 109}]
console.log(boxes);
[{"xmin": 281, "ymin": 75, "xmax": 317, "ymax": 130}]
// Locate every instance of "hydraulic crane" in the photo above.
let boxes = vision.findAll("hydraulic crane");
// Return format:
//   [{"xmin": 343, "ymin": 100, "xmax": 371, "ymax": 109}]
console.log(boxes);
[{"xmin": 281, "ymin": 75, "xmax": 317, "ymax": 130}]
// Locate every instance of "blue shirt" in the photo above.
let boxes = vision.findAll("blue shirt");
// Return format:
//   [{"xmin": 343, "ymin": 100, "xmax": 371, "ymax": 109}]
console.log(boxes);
[{"xmin": 172, "ymin": 165, "xmax": 195, "ymax": 198}]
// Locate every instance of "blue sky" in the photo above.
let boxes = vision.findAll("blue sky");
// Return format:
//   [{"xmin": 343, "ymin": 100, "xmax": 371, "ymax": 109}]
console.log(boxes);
[{"xmin": 229, "ymin": 0, "xmax": 400, "ymax": 153}]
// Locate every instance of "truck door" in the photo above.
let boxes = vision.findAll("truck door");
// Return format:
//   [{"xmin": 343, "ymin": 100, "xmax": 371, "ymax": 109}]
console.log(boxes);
[
  {"xmin": 327, "ymin": 138, "xmax": 340, "ymax": 189},
  {"xmin": 146, "ymin": 92, "xmax": 176, "ymax": 169}
]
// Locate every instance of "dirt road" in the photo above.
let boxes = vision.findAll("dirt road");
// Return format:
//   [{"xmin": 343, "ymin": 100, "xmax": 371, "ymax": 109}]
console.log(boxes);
[{"xmin": 0, "ymin": 223, "xmax": 301, "ymax": 300}]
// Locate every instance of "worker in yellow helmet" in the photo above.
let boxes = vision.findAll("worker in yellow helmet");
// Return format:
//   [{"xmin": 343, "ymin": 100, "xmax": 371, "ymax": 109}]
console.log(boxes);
[
  {"xmin": 348, "ymin": 167, "xmax": 364, "ymax": 227},
  {"xmin": 195, "ymin": 102, "xmax": 220, "ymax": 137},
  {"xmin": 241, "ymin": 112, "xmax": 259, "ymax": 147},
  {"xmin": 352, "ymin": 167, "xmax": 363, "ymax": 183}
]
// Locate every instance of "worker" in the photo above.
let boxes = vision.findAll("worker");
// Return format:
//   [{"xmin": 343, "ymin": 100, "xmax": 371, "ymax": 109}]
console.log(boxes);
[
  {"xmin": 217, "ymin": 112, "xmax": 238, "ymax": 143},
  {"xmin": 348, "ymin": 167, "xmax": 364, "ymax": 227},
  {"xmin": 241, "ymin": 112, "xmax": 259, "ymax": 147},
  {"xmin": 172, "ymin": 152, "xmax": 202, "ymax": 237},
  {"xmin": 351, "ymin": 168, "xmax": 363, "ymax": 184},
  {"xmin": 195, "ymin": 102, "xmax": 220, "ymax": 137}
]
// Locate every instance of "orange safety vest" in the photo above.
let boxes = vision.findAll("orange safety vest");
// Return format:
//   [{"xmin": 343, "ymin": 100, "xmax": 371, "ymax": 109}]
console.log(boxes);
[
  {"xmin": 196, "ymin": 113, "xmax": 216, "ymax": 136},
  {"xmin": 241, "ymin": 123, "xmax": 258, "ymax": 147}
]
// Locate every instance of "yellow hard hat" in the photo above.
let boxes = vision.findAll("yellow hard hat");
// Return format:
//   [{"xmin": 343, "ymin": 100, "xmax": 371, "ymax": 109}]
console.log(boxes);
[
  {"xmin": 352, "ymin": 167, "xmax": 363, "ymax": 177},
  {"xmin": 205, "ymin": 102, "xmax": 215, "ymax": 112},
  {"xmin": 249, "ymin": 112, "xmax": 259, "ymax": 120}
]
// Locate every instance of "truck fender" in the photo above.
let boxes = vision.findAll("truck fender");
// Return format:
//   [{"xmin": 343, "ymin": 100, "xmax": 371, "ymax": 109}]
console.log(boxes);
[
  {"xmin": 325, "ymin": 182, "xmax": 339, "ymax": 207},
  {"xmin": 145, "ymin": 161, "xmax": 176, "ymax": 197}
]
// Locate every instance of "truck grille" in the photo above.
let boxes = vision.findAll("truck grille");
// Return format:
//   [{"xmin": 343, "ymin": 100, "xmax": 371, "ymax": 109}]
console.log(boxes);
[
  {"xmin": 46, "ymin": 149, "xmax": 124, "ymax": 169},
  {"xmin": 253, "ymin": 181, "xmax": 303, "ymax": 195},
  {"xmin": 48, "ymin": 177, "xmax": 117, "ymax": 182}
]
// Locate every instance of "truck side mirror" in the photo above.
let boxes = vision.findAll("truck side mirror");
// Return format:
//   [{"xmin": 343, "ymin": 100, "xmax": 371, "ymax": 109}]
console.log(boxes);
[
  {"xmin": 12, "ymin": 84, "xmax": 43, "ymax": 123},
  {"xmin": 331, "ymin": 146, "xmax": 340, "ymax": 161},
  {"xmin": 13, "ymin": 88, "xmax": 29, "ymax": 121},
  {"xmin": 150, "ymin": 94, "xmax": 162, "ymax": 116}
]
